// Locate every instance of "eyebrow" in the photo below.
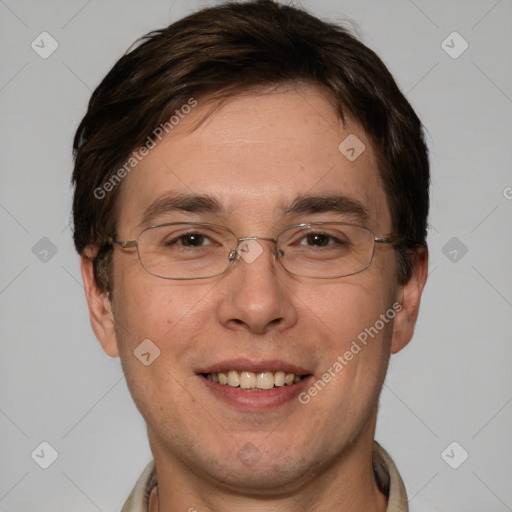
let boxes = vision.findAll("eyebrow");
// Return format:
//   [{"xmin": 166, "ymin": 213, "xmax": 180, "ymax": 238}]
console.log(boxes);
[
  {"xmin": 140, "ymin": 193, "xmax": 225, "ymax": 227},
  {"xmin": 283, "ymin": 193, "xmax": 369, "ymax": 221},
  {"xmin": 139, "ymin": 191, "xmax": 369, "ymax": 229}
]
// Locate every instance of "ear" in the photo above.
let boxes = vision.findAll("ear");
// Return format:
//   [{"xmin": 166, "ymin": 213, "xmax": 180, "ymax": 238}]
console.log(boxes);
[
  {"xmin": 80, "ymin": 247, "xmax": 119, "ymax": 357},
  {"xmin": 391, "ymin": 247, "xmax": 428, "ymax": 354}
]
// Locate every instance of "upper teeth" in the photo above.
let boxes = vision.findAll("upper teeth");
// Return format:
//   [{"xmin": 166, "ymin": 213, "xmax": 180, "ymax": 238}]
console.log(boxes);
[{"xmin": 205, "ymin": 370, "xmax": 303, "ymax": 390}]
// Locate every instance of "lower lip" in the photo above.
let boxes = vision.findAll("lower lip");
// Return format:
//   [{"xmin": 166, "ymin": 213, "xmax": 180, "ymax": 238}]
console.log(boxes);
[{"xmin": 199, "ymin": 375, "xmax": 313, "ymax": 410}]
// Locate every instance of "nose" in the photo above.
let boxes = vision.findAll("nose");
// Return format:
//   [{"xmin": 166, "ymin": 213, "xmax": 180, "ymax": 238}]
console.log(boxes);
[{"xmin": 216, "ymin": 239, "xmax": 298, "ymax": 335}]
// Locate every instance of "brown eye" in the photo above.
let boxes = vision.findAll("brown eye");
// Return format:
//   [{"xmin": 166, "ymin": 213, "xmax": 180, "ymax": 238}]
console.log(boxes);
[
  {"xmin": 178, "ymin": 234, "xmax": 207, "ymax": 246},
  {"xmin": 304, "ymin": 233, "xmax": 330, "ymax": 246}
]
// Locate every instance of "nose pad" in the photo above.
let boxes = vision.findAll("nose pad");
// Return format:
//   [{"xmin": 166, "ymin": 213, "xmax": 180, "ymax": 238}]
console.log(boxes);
[
  {"xmin": 229, "ymin": 238, "xmax": 282, "ymax": 269},
  {"xmin": 237, "ymin": 239, "xmax": 265, "ymax": 265},
  {"xmin": 228, "ymin": 248, "xmax": 240, "ymax": 263}
]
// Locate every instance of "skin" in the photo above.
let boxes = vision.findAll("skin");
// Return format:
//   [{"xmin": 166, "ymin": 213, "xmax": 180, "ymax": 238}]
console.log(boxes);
[{"xmin": 81, "ymin": 84, "xmax": 428, "ymax": 512}]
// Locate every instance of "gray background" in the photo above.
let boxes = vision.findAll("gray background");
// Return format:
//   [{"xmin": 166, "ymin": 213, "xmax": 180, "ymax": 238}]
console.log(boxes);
[{"xmin": 1, "ymin": 0, "xmax": 511, "ymax": 510}]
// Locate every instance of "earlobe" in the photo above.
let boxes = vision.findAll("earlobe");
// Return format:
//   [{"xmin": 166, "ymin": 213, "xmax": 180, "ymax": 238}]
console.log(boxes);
[
  {"xmin": 80, "ymin": 247, "xmax": 119, "ymax": 357},
  {"xmin": 391, "ymin": 248, "xmax": 428, "ymax": 354}
]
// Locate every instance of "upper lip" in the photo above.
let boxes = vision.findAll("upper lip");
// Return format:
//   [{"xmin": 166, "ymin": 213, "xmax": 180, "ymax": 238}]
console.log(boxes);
[{"xmin": 196, "ymin": 358, "xmax": 311, "ymax": 376}]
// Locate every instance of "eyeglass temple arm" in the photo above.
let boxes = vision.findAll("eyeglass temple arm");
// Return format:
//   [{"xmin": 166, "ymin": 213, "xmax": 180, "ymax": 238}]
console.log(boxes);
[
  {"xmin": 375, "ymin": 234, "xmax": 401, "ymax": 245},
  {"xmin": 108, "ymin": 237, "xmax": 138, "ymax": 249}
]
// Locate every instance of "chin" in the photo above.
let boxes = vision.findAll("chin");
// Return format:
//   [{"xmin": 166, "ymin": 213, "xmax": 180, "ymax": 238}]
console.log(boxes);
[
  {"xmin": 206, "ymin": 458, "xmax": 315, "ymax": 495},
  {"xmin": 181, "ymin": 438, "xmax": 332, "ymax": 496}
]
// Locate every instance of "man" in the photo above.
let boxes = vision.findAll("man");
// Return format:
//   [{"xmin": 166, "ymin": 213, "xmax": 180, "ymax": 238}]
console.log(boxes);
[{"xmin": 72, "ymin": 1, "xmax": 429, "ymax": 510}]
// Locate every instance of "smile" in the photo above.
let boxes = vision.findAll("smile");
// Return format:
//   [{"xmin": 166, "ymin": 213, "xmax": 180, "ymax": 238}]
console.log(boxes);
[{"xmin": 204, "ymin": 370, "xmax": 304, "ymax": 391}]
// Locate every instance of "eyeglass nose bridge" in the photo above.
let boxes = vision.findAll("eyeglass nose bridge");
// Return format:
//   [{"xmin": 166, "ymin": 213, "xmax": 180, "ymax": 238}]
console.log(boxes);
[{"xmin": 228, "ymin": 236, "xmax": 283, "ymax": 264}]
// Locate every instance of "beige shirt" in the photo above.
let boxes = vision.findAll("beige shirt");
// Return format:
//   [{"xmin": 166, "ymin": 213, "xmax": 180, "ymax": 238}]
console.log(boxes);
[{"xmin": 121, "ymin": 441, "xmax": 408, "ymax": 512}]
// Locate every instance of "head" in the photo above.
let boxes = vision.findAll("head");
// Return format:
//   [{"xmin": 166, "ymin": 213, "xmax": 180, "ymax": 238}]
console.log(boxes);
[{"xmin": 73, "ymin": 0, "xmax": 428, "ymax": 495}]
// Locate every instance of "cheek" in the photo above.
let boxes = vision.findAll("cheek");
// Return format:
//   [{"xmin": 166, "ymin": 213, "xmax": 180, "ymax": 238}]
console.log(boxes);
[
  {"xmin": 301, "ymin": 278, "xmax": 395, "ymax": 343},
  {"xmin": 298, "ymin": 278, "xmax": 397, "ymax": 395},
  {"xmin": 113, "ymin": 254, "xmax": 178, "ymax": 333},
  {"xmin": 110, "ymin": 279, "xmax": 206, "ymax": 417},
  {"xmin": 301, "ymin": 299, "xmax": 395, "ymax": 423},
  {"xmin": 111, "ymin": 268, "xmax": 217, "ymax": 367}
]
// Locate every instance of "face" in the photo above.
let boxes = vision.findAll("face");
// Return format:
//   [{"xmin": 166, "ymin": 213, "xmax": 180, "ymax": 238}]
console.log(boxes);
[{"xmin": 82, "ymin": 84, "xmax": 426, "ymax": 493}]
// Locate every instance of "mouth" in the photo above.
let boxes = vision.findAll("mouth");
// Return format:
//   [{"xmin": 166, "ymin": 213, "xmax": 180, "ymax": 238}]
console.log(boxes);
[
  {"xmin": 203, "ymin": 370, "xmax": 305, "ymax": 391},
  {"xmin": 196, "ymin": 360, "xmax": 312, "ymax": 410}
]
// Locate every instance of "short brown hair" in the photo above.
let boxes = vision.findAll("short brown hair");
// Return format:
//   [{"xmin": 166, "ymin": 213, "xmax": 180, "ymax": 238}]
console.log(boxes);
[{"xmin": 72, "ymin": 0, "xmax": 429, "ymax": 292}]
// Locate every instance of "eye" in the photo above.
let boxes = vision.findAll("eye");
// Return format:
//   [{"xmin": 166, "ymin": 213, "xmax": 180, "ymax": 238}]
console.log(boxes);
[
  {"xmin": 301, "ymin": 233, "xmax": 332, "ymax": 247},
  {"xmin": 299, "ymin": 232, "xmax": 348, "ymax": 247},
  {"xmin": 175, "ymin": 233, "xmax": 210, "ymax": 247},
  {"xmin": 162, "ymin": 231, "xmax": 219, "ymax": 248},
  {"xmin": 142, "ymin": 225, "xmax": 228, "ymax": 253}
]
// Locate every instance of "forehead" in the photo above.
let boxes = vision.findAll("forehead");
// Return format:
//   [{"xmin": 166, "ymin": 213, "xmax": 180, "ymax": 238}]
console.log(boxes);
[{"xmin": 117, "ymin": 84, "xmax": 391, "ymax": 234}]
